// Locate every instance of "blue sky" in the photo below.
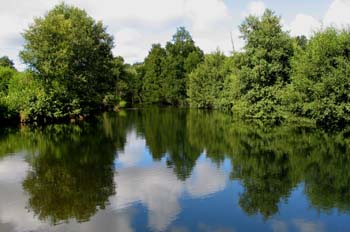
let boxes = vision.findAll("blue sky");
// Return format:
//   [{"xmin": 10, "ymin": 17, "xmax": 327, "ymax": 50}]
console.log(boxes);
[{"xmin": 0, "ymin": 0, "xmax": 349, "ymax": 69}]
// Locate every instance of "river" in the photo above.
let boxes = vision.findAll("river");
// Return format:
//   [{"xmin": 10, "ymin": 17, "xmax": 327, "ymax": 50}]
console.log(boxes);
[{"xmin": 0, "ymin": 108, "xmax": 349, "ymax": 231}]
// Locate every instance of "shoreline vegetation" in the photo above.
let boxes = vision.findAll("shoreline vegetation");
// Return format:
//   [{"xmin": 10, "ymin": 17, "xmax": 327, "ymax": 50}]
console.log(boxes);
[{"xmin": 1, "ymin": 3, "xmax": 350, "ymax": 130}]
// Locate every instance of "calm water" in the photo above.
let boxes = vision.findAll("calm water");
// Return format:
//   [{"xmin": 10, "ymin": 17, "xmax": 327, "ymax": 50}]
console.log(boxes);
[{"xmin": 0, "ymin": 108, "xmax": 350, "ymax": 232}]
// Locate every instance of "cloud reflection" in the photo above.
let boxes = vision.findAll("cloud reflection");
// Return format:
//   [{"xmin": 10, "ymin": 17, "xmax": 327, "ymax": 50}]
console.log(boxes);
[
  {"xmin": 111, "ymin": 159, "xmax": 227, "ymax": 231},
  {"xmin": 118, "ymin": 131, "xmax": 146, "ymax": 167}
]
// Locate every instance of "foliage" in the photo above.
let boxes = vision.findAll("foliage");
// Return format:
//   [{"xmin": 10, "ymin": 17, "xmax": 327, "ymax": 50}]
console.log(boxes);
[
  {"xmin": 287, "ymin": 28, "xmax": 350, "ymax": 128},
  {"xmin": 129, "ymin": 63, "xmax": 144, "ymax": 104},
  {"xmin": 0, "ymin": 66, "xmax": 17, "ymax": 94},
  {"xmin": 187, "ymin": 51, "xmax": 231, "ymax": 109},
  {"xmin": 0, "ymin": 66, "xmax": 18, "ymax": 120},
  {"xmin": 1, "ymin": 4, "xmax": 350, "ymax": 129},
  {"xmin": 0, "ymin": 56, "xmax": 15, "ymax": 69},
  {"xmin": 140, "ymin": 27, "xmax": 203, "ymax": 105},
  {"xmin": 112, "ymin": 56, "xmax": 137, "ymax": 103},
  {"xmin": 20, "ymin": 3, "xmax": 115, "ymax": 119},
  {"xmin": 141, "ymin": 44, "xmax": 166, "ymax": 104},
  {"xmin": 6, "ymin": 72, "xmax": 50, "ymax": 122},
  {"xmin": 230, "ymin": 10, "xmax": 294, "ymax": 121},
  {"xmin": 162, "ymin": 27, "xmax": 204, "ymax": 105}
]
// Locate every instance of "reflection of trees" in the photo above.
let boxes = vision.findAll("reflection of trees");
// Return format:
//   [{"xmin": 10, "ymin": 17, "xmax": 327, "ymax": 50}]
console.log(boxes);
[
  {"xmin": 18, "ymin": 114, "xmax": 131, "ymax": 225},
  {"xmin": 0, "ymin": 127, "xmax": 33, "ymax": 158},
  {"xmin": 228, "ymin": 123, "xmax": 350, "ymax": 218},
  {"xmin": 1, "ymin": 109, "xmax": 350, "ymax": 221},
  {"xmin": 98, "ymin": 110, "xmax": 350, "ymax": 218},
  {"xmin": 139, "ymin": 107, "xmax": 201, "ymax": 181},
  {"xmin": 228, "ymin": 124, "xmax": 295, "ymax": 219},
  {"xmin": 186, "ymin": 109, "xmax": 232, "ymax": 165},
  {"xmin": 297, "ymin": 129, "xmax": 350, "ymax": 213}
]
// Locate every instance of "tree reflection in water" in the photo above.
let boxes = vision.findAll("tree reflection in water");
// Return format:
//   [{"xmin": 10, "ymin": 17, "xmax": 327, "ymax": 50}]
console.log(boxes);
[{"xmin": 0, "ymin": 108, "xmax": 350, "ymax": 225}]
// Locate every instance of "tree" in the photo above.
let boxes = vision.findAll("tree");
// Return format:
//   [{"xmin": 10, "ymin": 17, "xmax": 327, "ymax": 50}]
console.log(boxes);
[
  {"xmin": 20, "ymin": 3, "xmax": 115, "ymax": 120},
  {"xmin": 0, "ymin": 56, "xmax": 15, "ymax": 69},
  {"xmin": 188, "ymin": 51, "xmax": 229, "ymax": 109},
  {"xmin": 232, "ymin": 9, "xmax": 294, "ymax": 121},
  {"xmin": 112, "ymin": 56, "xmax": 134, "ymax": 102},
  {"xmin": 130, "ymin": 63, "xmax": 144, "ymax": 104},
  {"xmin": 141, "ymin": 44, "xmax": 166, "ymax": 104},
  {"xmin": 162, "ymin": 27, "xmax": 204, "ymax": 105},
  {"xmin": 287, "ymin": 28, "xmax": 350, "ymax": 128},
  {"xmin": 0, "ymin": 66, "xmax": 17, "ymax": 94},
  {"xmin": 0, "ymin": 66, "xmax": 18, "ymax": 120},
  {"xmin": 294, "ymin": 35, "xmax": 308, "ymax": 50},
  {"xmin": 6, "ymin": 71, "xmax": 49, "ymax": 122}
]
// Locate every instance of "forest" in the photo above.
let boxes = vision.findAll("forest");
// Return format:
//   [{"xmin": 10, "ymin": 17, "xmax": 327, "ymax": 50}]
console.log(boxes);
[{"xmin": 1, "ymin": 3, "xmax": 350, "ymax": 129}]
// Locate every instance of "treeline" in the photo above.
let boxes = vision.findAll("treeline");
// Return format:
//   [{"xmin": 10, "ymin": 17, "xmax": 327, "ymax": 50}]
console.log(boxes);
[
  {"xmin": 139, "ymin": 10, "xmax": 350, "ymax": 128},
  {"xmin": 1, "ymin": 3, "xmax": 350, "ymax": 129}
]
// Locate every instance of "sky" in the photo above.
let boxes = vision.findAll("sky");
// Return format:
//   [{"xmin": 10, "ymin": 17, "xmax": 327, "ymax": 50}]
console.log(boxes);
[{"xmin": 0, "ymin": 0, "xmax": 349, "ymax": 70}]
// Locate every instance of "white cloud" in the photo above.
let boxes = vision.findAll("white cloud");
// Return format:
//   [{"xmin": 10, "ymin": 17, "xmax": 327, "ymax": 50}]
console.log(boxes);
[
  {"xmin": 4, "ymin": 0, "xmax": 350, "ymax": 70},
  {"xmin": 293, "ymin": 219, "xmax": 324, "ymax": 232},
  {"xmin": 76, "ymin": 0, "xmax": 185, "ymax": 26},
  {"xmin": 286, "ymin": 0, "xmax": 350, "ymax": 39},
  {"xmin": 243, "ymin": 1, "xmax": 266, "ymax": 17},
  {"xmin": 288, "ymin": 14, "xmax": 321, "ymax": 37},
  {"xmin": 324, "ymin": 0, "xmax": 350, "ymax": 28},
  {"xmin": 185, "ymin": 0, "xmax": 235, "ymax": 55},
  {"xmin": 0, "ymin": 0, "xmax": 237, "ymax": 69}
]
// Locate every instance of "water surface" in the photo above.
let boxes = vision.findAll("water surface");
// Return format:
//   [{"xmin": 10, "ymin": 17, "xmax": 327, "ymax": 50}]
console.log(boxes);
[{"xmin": 0, "ymin": 108, "xmax": 350, "ymax": 232}]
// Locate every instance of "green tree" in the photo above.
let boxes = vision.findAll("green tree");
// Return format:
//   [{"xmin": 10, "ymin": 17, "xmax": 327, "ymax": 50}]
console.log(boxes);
[
  {"xmin": 0, "ymin": 66, "xmax": 18, "ymax": 120},
  {"xmin": 130, "ymin": 63, "xmax": 144, "ymax": 104},
  {"xmin": 294, "ymin": 35, "xmax": 308, "ymax": 50},
  {"xmin": 0, "ymin": 66, "xmax": 17, "ymax": 95},
  {"xmin": 232, "ymin": 9, "xmax": 294, "ymax": 121},
  {"xmin": 6, "ymin": 71, "xmax": 49, "ymax": 121},
  {"xmin": 287, "ymin": 28, "xmax": 350, "ymax": 128},
  {"xmin": 0, "ymin": 56, "xmax": 15, "ymax": 69},
  {"xmin": 103, "ymin": 56, "xmax": 137, "ymax": 108},
  {"xmin": 141, "ymin": 44, "xmax": 166, "ymax": 103},
  {"xmin": 20, "ymin": 3, "xmax": 115, "ymax": 120},
  {"xmin": 162, "ymin": 27, "xmax": 204, "ymax": 105},
  {"xmin": 188, "ymin": 51, "xmax": 230, "ymax": 109}
]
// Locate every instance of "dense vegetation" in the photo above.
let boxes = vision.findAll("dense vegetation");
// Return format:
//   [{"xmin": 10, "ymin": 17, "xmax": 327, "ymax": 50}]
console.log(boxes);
[
  {"xmin": 1, "ymin": 3, "xmax": 350, "ymax": 129},
  {"xmin": 0, "ymin": 3, "xmax": 127, "ymax": 123}
]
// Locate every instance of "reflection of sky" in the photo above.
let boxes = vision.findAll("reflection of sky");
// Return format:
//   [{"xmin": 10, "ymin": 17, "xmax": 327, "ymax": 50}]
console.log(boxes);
[
  {"xmin": 110, "ymin": 159, "xmax": 227, "ymax": 231},
  {"xmin": 115, "ymin": 130, "xmax": 153, "ymax": 168},
  {"xmin": 1, "ymin": 130, "xmax": 350, "ymax": 231}
]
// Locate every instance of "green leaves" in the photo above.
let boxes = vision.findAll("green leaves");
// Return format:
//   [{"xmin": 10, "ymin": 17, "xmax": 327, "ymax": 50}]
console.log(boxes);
[
  {"xmin": 289, "ymin": 28, "xmax": 350, "ymax": 128},
  {"xmin": 0, "ymin": 56, "xmax": 15, "ymax": 69},
  {"xmin": 20, "ymin": 3, "xmax": 114, "ymax": 120},
  {"xmin": 232, "ymin": 9, "xmax": 294, "ymax": 120},
  {"xmin": 187, "ymin": 51, "xmax": 230, "ymax": 109},
  {"xmin": 141, "ymin": 27, "xmax": 203, "ymax": 106}
]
